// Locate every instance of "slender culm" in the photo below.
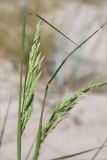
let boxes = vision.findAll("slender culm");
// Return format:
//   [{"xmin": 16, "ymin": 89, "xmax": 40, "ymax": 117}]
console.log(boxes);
[{"xmin": 17, "ymin": 15, "xmax": 26, "ymax": 160}]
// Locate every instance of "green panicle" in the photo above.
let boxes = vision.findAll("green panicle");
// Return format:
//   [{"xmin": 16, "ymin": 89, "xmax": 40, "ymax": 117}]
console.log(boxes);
[
  {"xmin": 41, "ymin": 81, "xmax": 107, "ymax": 143},
  {"xmin": 21, "ymin": 20, "xmax": 43, "ymax": 134}
]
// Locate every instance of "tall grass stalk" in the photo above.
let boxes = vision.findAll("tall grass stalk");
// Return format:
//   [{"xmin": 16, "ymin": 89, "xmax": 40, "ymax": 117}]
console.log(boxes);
[
  {"xmin": 17, "ymin": 15, "xmax": 26, "ymax": 160},
  {"xmin": 33, "ymin": 16, "xmax": 107, "ymax": 160}
]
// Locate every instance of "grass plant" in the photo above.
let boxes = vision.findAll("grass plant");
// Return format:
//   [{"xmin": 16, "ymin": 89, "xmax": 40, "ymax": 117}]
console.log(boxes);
[
  {"xmin": 19, "ymin": 14, "xmax": 107, "ymax": 160},
  {"xmin": 32, "ymin": 15, "xmax": 107, "ymax": 160},
  {"xmin": 17, "ymin": 15, "xmax": 43, "ymax": 160},
  {"xmin": 1, "ymin": 13, "xmax": 107, "ymax": 160}
]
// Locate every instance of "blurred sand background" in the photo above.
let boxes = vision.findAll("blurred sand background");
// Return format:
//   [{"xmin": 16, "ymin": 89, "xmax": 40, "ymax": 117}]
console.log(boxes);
[{"xmin": 0, "ymin": 0, "xmax": 107, "ymax": 160}]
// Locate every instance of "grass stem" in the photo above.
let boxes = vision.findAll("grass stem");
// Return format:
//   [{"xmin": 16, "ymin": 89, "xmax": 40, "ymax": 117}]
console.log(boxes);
[{"xmin": 17, "ymin": 15, "xmax": 26, "ymax": 160}]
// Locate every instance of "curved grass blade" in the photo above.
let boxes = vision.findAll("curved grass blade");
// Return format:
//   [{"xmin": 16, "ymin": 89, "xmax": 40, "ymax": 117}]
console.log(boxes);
[
  {"xmin": 24, "ymin": 139, "xmax": 35, "ymax": 160},
  {"xmin": 91, "ymin": 137, "xmax": 107, "ymax": 160},
  {"xmin": 24, "ymin": 137, "xmax": 36, "ymax": 160},
  {"xmin": 50, "ymin": 145, "xmax": 107, "ymax": 160},
  {"xmin": 24, "ymin": 139, "xmax": 107, "ymax": 160},
  {"xmin": 0, "ymin": 95, "xmax": 12, "ymax": 147}
]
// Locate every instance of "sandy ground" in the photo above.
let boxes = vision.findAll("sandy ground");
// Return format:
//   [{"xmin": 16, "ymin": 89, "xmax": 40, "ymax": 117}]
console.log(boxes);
[{"xmin": 0, "ymin": 59, "xmax": 107, "ymax": 160}]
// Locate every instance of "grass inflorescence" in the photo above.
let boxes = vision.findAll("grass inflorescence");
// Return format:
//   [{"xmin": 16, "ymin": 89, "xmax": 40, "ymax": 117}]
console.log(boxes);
[
  {"xmin": 21, "ymin": 20, "xmax": 43, "ymax": 134},
  {"xmin": 41, "ymin": 81, "xmax": 107, "ymax": 144}
]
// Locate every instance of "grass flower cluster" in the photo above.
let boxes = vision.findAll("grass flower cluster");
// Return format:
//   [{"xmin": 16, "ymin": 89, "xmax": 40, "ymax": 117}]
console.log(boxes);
[
  {"xmin": 21, "ymin": 20, "xmax": 43, "ymax": 134},
  {"xmin": 41, "ymin": 81, "xmax": 107, "ymax": 143}
]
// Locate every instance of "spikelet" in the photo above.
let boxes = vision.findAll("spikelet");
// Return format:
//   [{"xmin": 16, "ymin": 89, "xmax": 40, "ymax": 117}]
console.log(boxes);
[
  {"xmin": 21, "ymin": 21, "xmax": 43, "ymax": 134},
  {"xmin": 41, "ymin": 81, "xmax": 107, "ymax": 143}
]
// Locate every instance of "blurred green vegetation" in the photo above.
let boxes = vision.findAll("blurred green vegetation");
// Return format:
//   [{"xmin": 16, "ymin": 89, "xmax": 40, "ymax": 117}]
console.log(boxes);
[
  {"xmin": 0, "ymin": 0, "xmax": 64, "ymax": 61},
  {"xmin": 0, "ymin": 0, "xmax": 106, "ymax": 61}
]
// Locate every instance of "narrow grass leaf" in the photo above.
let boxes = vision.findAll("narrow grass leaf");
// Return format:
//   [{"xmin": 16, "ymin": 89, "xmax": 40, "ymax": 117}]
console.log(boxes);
[
  {"xmin": 24, "ymin": 137, "xmax": 36, "ymax": 160},
  {"xmin": 26, "ymin": 12, "xmax": 78, "ymax": 46},
  {"xmin": 50, "ymin": 145, "xmax": 107, "ymax": 160},
  {"xmin": 0, "ymin": 96, "xmax": 12, "ymax": 147},
  {"xmin": 91, "ymin": 137, "xmax": 107, "ymax": 160}
]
